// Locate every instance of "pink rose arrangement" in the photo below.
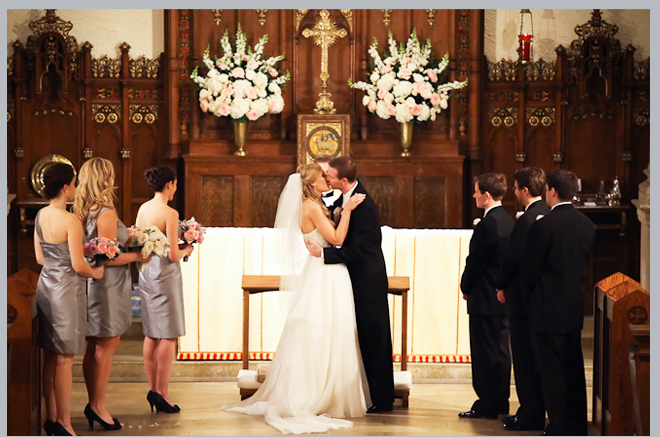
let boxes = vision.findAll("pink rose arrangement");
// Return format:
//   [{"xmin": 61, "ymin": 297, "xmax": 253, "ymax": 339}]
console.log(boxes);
[
  {"xmin": 190, "ymin": 24, "xmax": 290, "ymax": 124},
  {"xmin": 348, "ymin": 29, "xmax": 468, "ymax": 123},
  {"xmin": 84, "ymin": 237, "xmax": 121, "ymax": 267},
  {"xmin": 178, "ymin": 217, "xmax": 205, "ymax": 262}
]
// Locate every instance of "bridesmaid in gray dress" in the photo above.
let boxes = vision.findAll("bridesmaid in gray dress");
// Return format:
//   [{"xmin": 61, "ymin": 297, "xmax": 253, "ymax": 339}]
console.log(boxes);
[
  {"xmin": 34, "ymin": 163, "xmax": 104, "ymax": 436},
  {"xmin": 136, "ymin": 166, "xmax": 194, "ymax": 413},
  {"xmin": 73, "ymin": 158, "xmax": 151, "ymax": 431}
]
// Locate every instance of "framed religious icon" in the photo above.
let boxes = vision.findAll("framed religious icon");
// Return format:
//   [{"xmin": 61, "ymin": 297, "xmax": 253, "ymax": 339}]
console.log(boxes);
[{"xmin": 297, "ymin": 114, "xmax": 350, "ymax": 167}]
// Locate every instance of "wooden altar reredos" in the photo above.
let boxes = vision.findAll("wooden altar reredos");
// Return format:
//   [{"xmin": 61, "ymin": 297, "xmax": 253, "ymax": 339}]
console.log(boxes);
[{"xmin": 167, "ymin": 10, "xmax": 480, "ymax": 229}]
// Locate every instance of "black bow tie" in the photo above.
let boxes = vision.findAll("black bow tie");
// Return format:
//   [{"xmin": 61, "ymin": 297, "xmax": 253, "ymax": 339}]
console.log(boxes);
[{"xmin": 322, "ymin": 192, "xmax": 333, "ymax": 198}]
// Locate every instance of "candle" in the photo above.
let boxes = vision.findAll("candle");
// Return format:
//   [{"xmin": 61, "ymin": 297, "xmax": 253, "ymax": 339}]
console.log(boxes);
[{"xmin": 519, "ymin": 34, "xmax": 533, "ymax": 62}]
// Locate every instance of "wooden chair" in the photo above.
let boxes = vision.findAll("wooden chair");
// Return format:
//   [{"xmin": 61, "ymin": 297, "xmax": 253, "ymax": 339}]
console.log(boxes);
[{"xmin": 239, "ymin": 275, "xmax": 411, "ymax": 407}]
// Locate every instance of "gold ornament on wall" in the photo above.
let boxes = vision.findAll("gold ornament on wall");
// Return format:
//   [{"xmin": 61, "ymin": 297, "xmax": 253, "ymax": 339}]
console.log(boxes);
[
  {"xmin": 296, "ymin": 10, "xmax": 309, "ymax": 31},
  {"xmin": 381, "ymin": 10, "xmax": 392, "ymax": 27},
  {"xmin": 339, "ymin": 10, "xmax": 353, "ymax": 33},
  {"xmin": 255, "ymin": 10, "xmax": 267, "ymax": 26},
  {"xmin": 129, "ymin": 55, "xmax": 160, "ymax": 79},
  {"xmin": 212, "ymin": 9, "xmax": 223, "ymax": 25},
  {"xmin": 92, "ymin": 104, "xmax": 121, "ymax": 124},
  {"xmin": 426, "ymin": 10, "xmax": 436, "ymax": 26},
  {"xmin": 92, "ymin": 55, "xmax": 121, "ymax": 79},
  {"xmin": 302, "ymin": 10, "xmax": 348, "ymax": 114}
]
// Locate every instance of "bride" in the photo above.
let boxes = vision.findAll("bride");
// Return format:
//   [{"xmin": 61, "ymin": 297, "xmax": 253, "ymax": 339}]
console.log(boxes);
[{"xmin": 222, "ymin": 163, "xmax": 370, "ymax": 434}]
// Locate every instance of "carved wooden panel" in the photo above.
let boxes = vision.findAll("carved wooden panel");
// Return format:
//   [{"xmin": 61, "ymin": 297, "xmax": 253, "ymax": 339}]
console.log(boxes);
[
  {"xmin": 525, "ymin": 126, "xmax": 555, "ymax": 177},
  {"xmin": 414, "ymin": 176, "xmax": 447, "ymax": 228},
  {"xmin": 200, "ymin": 176, "xmax": 234, "ymax": 227},
  {"xmin": 359, "ymin": 176, "xmax": 397, "ymax": 227},
  {"xmin": 250, "ymin": 176, "xmax": 287, "ymax": 227}
]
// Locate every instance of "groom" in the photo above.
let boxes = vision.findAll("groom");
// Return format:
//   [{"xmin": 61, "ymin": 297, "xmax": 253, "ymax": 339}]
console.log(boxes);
[{"xmin": 306, "ymin": 156, "xmax": 395, "ymax": 413}]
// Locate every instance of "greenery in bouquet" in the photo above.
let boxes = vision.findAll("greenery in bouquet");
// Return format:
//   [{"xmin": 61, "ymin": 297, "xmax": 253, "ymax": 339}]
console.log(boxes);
[
  {"xmin": 190, "ymin": 24, "xmax": 291, "ymax": 124},
  {"xmin": 348, "ymin": 29, "xmax": 468, "ymax": 124}
]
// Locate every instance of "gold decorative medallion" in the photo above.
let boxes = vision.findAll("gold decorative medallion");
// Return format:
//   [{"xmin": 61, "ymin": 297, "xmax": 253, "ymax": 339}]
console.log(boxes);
[
  {"xmin": 381, "ymin": 10, "xmax": 392, "ymax": 26},
  {"xmin": 30, "ymin": 154, "xmax": 76, "ymax": 197},
  {"xmin": 212, "ymin": 9, "xmax": 223, "ymax": 25},
  {"xmin": 256, "ymin": 10, "xmax": 267, "ymax": 26}
]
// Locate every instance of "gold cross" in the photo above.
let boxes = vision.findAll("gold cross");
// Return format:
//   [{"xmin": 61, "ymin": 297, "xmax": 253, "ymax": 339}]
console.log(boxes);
[{"xmin": 302, "ymin": 10, "xmax": 347, "ymax": 113}]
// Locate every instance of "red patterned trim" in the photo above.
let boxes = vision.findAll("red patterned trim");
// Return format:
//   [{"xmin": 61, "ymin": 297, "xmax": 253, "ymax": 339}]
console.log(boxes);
[
  {"xmin": 177, "ymin": 352, "xmax": 470, "ymax": 363},
  {"xmin": 456, "ymin": 9, "xmax": 470, "ymax": 136}
]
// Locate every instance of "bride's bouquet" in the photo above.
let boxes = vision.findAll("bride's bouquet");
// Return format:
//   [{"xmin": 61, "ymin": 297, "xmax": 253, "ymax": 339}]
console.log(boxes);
[
  {"xmin": 125, "ymin": 225, "xmax": 170, "ymax": 272},
  {"xmin": 348, "ymin": 29, "xmax": 468, "ymax": 123},
  {"xmin": 84, "ymin": 237, "xmax": 121, "ymax": 267},
  {"xmin": 178, "ymin": 217, "xmax": 205, "ymax": 262},
  {"xmin": 189, "ymin": 24, "xmax": 291, "ymax": 123}
]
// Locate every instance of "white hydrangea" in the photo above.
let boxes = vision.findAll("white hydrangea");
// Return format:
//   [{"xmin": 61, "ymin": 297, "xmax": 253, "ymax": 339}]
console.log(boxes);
[
  {"xmin": 230, "ymin": 98, "xmax": 250, "ymax": 119},
  {"xmin": 384, "ymin": 93, "xmax": 394, "ymax": 104},
  {"xmin": 376, "ymin": 73, "xmax": 396, "ymax": 91},
  {"xmin": 362, "ymin": 95, "xmax": 371, "ymax": 106},
  {"xmin": 392, "ymin": 81, "xmax": 413, "ymax": 99},
  {"xmin": 268, "ymin": 95, "xmax": 285, "ymax": 113},
  {"xmin": 375, "ymin": 100, "xmax": 390, "ymax": 119},
  {"xmin": 245, "ymin": 69, "xmax": 256, "ymax": 81},
  {"xmin": 232, "ymin": 79, "xmax": 251, "ymax": 99},
  {"xmin": 417, "ymin": 103, "xmax": 431, "ymax": 122},
  {"xmin": 395, "ymin": 103, "xmax": 413, "ymax": 123},
  {"xmin": 253, "ymin": 72, "xmax": 268, "ymax": 89},
  {"xmin": 268, "ymin": 82, "xmax": 282, "ymax": 95}
]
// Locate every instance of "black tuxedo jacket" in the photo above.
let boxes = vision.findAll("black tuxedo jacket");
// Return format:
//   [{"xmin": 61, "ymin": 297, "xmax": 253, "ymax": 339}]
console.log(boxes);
[
  {"xmin": 495, "ymin": 200, "xmax": 550, "ymax": 318},
  {"xmin": 519, "ymin": 204, "xmax": 596, "ymax": 333},
  {"xmin": 460, "ymin": 205, "xmax": 514, "ymax": 316},
  {"xmin": 323, "ymin": 181, "xmax": 389, "ymax": 302}
]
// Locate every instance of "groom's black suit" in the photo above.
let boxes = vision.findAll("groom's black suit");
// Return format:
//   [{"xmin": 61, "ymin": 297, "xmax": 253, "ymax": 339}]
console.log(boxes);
[{"xmin": 323, "ymin": 180, "xmax": 395, "ymax": 408}]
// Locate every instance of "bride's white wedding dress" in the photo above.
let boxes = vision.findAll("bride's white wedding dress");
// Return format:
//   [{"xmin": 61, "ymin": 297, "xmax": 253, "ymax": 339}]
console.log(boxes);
[{"xmin": 222, "ymin": 228, "xmax": 370, "ymax": 434}]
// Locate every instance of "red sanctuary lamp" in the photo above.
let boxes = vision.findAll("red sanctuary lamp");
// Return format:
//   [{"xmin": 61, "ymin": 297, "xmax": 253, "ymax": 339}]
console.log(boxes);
[{"xmin": 518, "ymin": 9, "xmax": 534, "ymax": 63}]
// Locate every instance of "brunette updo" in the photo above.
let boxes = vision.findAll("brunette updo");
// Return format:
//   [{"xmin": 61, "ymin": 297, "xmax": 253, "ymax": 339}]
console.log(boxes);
[
  {"xmin": 43, "ymin": 163, "xmax": 75, "ymax": 200},
  {"xmin": 144, "ymin": 166, "xmax": 176, "ymax": 192}
]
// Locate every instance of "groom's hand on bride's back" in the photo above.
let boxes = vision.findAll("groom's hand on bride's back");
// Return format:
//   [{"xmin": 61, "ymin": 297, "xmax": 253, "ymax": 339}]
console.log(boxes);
[{"xmin": 305, "ymin": 238, "xmax": 322, "ymax": 257}]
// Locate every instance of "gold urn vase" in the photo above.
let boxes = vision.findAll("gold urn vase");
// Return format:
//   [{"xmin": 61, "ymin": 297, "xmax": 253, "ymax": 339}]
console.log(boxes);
[
  {"xmin": 233, "ymin": 120, "xmax": 249, "ymax": 156},
  {"xmin": 399, "ymin": 121, "xmax": 414, "ymax": 157}
]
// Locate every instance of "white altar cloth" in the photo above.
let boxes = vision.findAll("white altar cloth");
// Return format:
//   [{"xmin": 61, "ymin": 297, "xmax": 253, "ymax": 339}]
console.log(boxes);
[{"xmin": 180, "ymin": 227, "xmax": 473, "ymax": 359}]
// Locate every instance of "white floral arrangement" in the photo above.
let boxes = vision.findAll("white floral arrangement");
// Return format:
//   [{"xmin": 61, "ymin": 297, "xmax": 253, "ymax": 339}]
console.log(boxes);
[
  {"xmin": 348, "ymin": 29, "xmax": 468, "ymax": 123},
  {"xmin": 126, "ymin": 225, "xmax": 171, "ymax": 272},
  {"xmin": 190, "ymin": 24, "xmax": 291, "ymax": 123}
]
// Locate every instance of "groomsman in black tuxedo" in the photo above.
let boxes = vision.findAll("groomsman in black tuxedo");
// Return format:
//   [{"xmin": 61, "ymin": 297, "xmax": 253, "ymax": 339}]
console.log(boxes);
[
  {"xmin": 519, "ymin": 170, "xmax": 595, "ymax": 436},
  {"xmin": 459, "ymin": 173, "xmax": 514, "ymax": 419},
  {"xmin": 305, "ymin": 156, "xmax": 395, "ymax": 413},
  {"xmin": 495, "ymin": 167, "xmax": 550, "ymax": 431}
]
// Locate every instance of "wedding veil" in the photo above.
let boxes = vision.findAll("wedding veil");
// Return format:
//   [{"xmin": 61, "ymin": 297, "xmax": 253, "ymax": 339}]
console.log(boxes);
[{"xmin": 274, "ymin": 173, "xmax": 308, "ymax": 311}]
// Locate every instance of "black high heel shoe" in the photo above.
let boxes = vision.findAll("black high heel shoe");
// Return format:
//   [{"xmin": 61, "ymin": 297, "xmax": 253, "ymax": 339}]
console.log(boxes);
[
  {"xmin": 51, "ymin": 422, "xmax": 73, "ymax": 436},
  {"xmin": 44, "ymin": 419, "xmax": 55, "ymax": 436},
  {"xmin": 84, "ymin": 403, "xmax": 122, "ymax": 431},
  {"xmin": 147, "ymin": 390, "xmax": 157, "ymax": 412},
  {"xmin": 153, "ymin": 392, "xmax": 181, "ymax": 414}
]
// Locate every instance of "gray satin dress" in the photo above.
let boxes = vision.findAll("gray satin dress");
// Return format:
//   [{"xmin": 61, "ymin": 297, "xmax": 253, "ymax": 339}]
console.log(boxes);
[
  {"xmin": 138, "ymin": 234, "xmax": 185, "ymax": 339},
  {"xmin": 35, "ymin": 210, "xmax": 87, "ymax": 355},
  {"xmin": 85, "ymin": 207, "xmax": 133, "ymax": 337}
]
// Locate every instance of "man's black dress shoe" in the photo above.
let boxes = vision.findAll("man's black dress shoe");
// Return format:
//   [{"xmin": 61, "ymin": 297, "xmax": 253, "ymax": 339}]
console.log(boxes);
[
  {"xmin": 458, "ymin": 409, "xmax": 498, "ymax": 419},
  {"xmin": 502, "ymin": 415, "xmax": 517, "ymax": 425},
  {"xmin": 366, "ymin": 404, "xmax": 393, "ymax": 414}
]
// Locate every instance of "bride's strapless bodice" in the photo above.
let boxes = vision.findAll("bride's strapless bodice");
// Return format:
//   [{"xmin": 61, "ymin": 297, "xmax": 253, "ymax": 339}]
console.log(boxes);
[{"xmin": 303, "ymin": 228, "xmax": 331, "ymax": 248}]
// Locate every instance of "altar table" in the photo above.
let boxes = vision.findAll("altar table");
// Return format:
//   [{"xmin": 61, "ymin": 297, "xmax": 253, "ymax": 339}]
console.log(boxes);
[{"xmin": 179, "ymin": 227, "xmax": 473, "ymax": 361}]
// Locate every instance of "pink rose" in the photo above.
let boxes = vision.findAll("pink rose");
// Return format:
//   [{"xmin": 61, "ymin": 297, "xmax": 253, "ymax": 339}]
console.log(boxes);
[
  {"xmin": 232, "ymin": 67, "xmax": 245, "ymax": 79},
  {"xmin": 431, "ymin": 93, "xmax": 441, "ymax": 106},
  {"xmin": 380, "ymin": 65, "xmax": 392, "ymax": 74},
  {"xmin": 200, "ymin": 100, "xmax": 209, "ymax": 112},
  {"xmin": 398, "ymin": 68, "xmax": 412, "ymax": 80},
  {"xmin": 412, "ymin": 82, "xmax": 424, "ymax": 95},
  {"xmin": 268, "ymin": 67, "xmax": 278, "ymax": 77},
  {"xmin": 404, "ymin": 57, "xmax": 412, "ymax": 64},
  {"xmin": 221, "ymin": 86, "xmax": 234, "ymax": 97},
  {"xmin": 247, "ymin": 109, "xmax": 260, "ymax": 121},
  {"xmin": 107, "ymin": 244, "xmax": 119, "ymax": 258},
  {"xmin": 377, "ymin": 88, "xmax": 388, "ymax": 100},
  {"xmin": 184, "ymin": 229, "xmax": 197, "ymax": 243},
  {"xmin": 426, "ymin": 69, "xmax": 438, "ymax": 83},
  {"xmin": 97, "ymin": 239, "xmax": 109, "ymax": 254},
  {"xmin": 368, "ymin": 101, "xmax": 377, "ymax": 112},
  {"xmin": 243, "ymin": 55, "xmax": 250, "ymax": 62},
  {"xmin": 218, "ymin": 104, "xmax": 230, "ymax": 117},
  {"xmin": 410, "ymin": 105, "xmax": 421, "ymax": 116},
  {"xmin": 245, "ymin": 87, "xmax": 258, "ymax": 100},
  {"xmin": 386, "ymin": 105, "xmax": 396, "ymax": 116}
]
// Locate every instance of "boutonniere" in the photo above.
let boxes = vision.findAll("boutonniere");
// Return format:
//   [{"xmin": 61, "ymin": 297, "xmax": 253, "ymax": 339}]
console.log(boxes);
[
  {"xmin": 515, "ymin": 211, "xmax": 524, "ymax": 219},
  {"xmin": 536, "ymin": 214, "xmax": 544, "ymax": 221},
  {"xmin": 472, "ymin": 218, "xmax": 481, "ymax": 227}
]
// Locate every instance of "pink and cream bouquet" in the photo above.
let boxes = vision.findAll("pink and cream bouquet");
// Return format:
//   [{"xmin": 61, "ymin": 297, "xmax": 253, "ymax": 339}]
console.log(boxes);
[
  {"xmin": 125, "ymin": 225, "xmax": 170, "ymax": 272},
  {"xmin": 348, "ymin": 29, "xmax": 468, "ymax": 123},
  {"xmin": 84, "ymin": 237, "xmax": 121, "ymax": 267},
  {"xmin": 178, "ymin": 217, "xmax": 205, "ymax": 262},
  {"xmin": 189, "ymin": 24, "xmax": 290, "ymax": 124}
]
